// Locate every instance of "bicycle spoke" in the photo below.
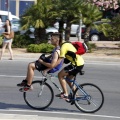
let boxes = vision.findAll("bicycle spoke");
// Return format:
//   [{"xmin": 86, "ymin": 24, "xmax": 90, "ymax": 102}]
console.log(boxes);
[
  {"xmin": 74, "ymin": 83, "xmax": 104, "ymax": 113},
  {"xmin": 38, "ymin": 84, "xmax": 45, "ymax": 97},
  {"xmin": 23, "ymin": 81, "xmax": 54, "ymax": 110}
]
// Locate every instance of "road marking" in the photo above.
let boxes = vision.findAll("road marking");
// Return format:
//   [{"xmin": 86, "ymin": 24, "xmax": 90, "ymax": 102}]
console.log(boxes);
[
  {"xmin": 0, "ymin": 112, "xmax": 87, "ymax": 120},
  {"xmin": 0, "ymin": 113, "xmax": 38, "ymax": 117},
  {"xmin": 0, "ymin": 74, "xmax": 57, "ymax": 79},
  {"xmin": 0, "ymin": 109, "xmax": 120, "ymax": 119},
  {"xmin": 0, "ymin": 75, "xmax": 42, "ymax": 78},
  {"xmin": 1, "ymin": 59, "xmax": 120, "ymax": 64},
  {"xmin": 86, "ymin": 61, "xmax": 120, "ymax": 66}
]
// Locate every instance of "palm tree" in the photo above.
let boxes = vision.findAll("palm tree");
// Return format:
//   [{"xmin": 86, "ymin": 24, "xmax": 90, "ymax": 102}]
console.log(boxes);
[
  {"xmin": 20, "ymin": 0, "xmax": 102, "ymax": 44},
  {"xmin": 53, "ymin": 0, "xmax": 104, "ymax": 42},
  {"xmin": 80, "ymin": 3, "xmax": 103, "ymax": 42},
  {"xmin": 63, "ymin": 0, "xmax": 84, "ymax": 41},
  {"xmin": 108, "ymin": 15, "xmax": 120, "ymax": 40},
  {"xmin": 52, "ymin": 0, "xmax": 85, "ymax": 41},
  {"xmin": 21, "ymin": 0, "xmax": 55, "ymax": 43}
]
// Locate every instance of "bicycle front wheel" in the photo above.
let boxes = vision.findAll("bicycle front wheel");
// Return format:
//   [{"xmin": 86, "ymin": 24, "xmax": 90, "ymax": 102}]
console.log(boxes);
[
  {"xmin": 74, "ymin": 83, "xmax": 104, "ymax": 113},
  {"xmin": 23, "ymin": 80, "xmax": 54, "ymax": 110}
]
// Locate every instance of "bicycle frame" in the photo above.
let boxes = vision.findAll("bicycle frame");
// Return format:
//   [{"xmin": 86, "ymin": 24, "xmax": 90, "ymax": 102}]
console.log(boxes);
[
  {"xmin": 41, "ymin": 73, "xmax": 63, "ymax": 93},
  {"xmin": 65, "ymin": 77, "xmax": 91, "ymax": 102},
  {"xmin": 41, "ymin": 73, "xmax": 90, "ymax": 102}
]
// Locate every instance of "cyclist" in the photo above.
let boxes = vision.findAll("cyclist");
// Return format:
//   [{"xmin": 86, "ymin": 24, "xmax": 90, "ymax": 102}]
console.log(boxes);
[
  {"xmin": 17, "ymin": 33, "xmax": 63, "ymax": 92},
  {"xmin": 56, "ymin": 42, "xmax": 84, "ymax": 101}
]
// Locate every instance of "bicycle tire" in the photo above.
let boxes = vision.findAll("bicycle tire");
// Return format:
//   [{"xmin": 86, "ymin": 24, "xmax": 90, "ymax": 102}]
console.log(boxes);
[
  {"xmin": 74, "ymin": 83, "xmax": 104, "ymax": 113},
  {"xmin": 23, "ymin": 80, "xmax": 54, "ymax": 110}
]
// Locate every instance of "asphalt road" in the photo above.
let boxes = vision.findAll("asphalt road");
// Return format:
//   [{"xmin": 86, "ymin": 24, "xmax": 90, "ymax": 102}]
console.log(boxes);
[{"xmin": 0, "ymin": 59, "xmax": 120, "ymax": 120}]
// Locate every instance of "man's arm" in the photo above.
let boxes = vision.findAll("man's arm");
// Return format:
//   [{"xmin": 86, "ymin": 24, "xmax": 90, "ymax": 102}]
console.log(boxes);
[
  {"xmin": 55, "ymin": 57, "xmax": 63, "ymax": 66},
  {"xmin": 38, "ymin": 50, "xmax": 60, "ymax": 69}
]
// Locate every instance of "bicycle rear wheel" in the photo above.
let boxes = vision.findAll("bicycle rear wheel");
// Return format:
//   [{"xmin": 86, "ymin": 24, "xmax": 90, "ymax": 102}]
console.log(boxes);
[
  {"xmin": 74, "ymin": 83, "xmax": 104, "ymax": 113},
  {"xmin": 23, "ymin": 80, "xmax": 54, "ymax": 110}
]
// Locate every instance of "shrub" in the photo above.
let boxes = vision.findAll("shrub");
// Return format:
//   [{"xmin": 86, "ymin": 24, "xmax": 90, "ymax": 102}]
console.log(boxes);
[
  {"xmin": 12, "ymin": 31, "xmax": 35, "ymax": 48},
  {"xmin": 27, "ymin": 43, "xmax": 54, "ymax": 53},
  {"xmin": 104, "ymin": 15, "xmax": 120, "ymax": 40},
  {"xmin": 85, "ymin": 42, "xmax": 97, "ymax": 53}
]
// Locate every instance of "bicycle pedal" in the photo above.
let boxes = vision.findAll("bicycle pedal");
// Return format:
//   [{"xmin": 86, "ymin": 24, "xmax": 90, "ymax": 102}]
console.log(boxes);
[{"xmin": 71, "ymin": 101, "xmax": 75, "ymax": 105}]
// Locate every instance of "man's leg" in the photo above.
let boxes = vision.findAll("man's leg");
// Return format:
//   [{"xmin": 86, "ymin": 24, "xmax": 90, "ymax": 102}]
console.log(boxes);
[
  {"xmin": 58, "ymin": 64, "xmax": 80, "ymax": 95},
  {"xmin": 17, "ymin": 62, "xmax": 36, "ymax": 90},
  {"xmin": 18, "ymin": 62, "xmax": 36, "ymax": 92},
  {"xmin": 26, "ymin": 62, "xmax": 36, "ymax": 86},
  {"xmin": 66, "ymin": 75, "xmax": 76, "ymax": 92},
  {"xmin": 58, "ymin": 69, "xmax": 69, "ymax": 96}
]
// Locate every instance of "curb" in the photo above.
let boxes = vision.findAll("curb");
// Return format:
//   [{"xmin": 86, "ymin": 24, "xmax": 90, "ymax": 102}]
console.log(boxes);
[{"xmin": 0, "ymin": 40, "xmax": 120, "ymax": 62}]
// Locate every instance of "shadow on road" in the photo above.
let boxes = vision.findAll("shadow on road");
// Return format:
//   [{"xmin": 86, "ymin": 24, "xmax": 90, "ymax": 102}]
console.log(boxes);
[
  {"xmin": 0, "ymin": 102, "xmax": 30, "ymax": 110},
  {"xmin": 46, "ymin": 107, "xmax": 79, "ymax": 113},
  {"xmin": 0, "ymin": 102, "xmax": 80, "ymax": 113}
]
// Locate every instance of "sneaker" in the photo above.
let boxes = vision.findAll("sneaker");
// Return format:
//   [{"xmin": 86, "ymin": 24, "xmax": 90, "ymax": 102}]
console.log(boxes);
[
  {"xmin": 17, "ymin": 80, "xmax": 27, "ymax": 87},
  {"xmin": 19, "ymin": 84, "xmax": 33, "ymax": 92},
  {"xmin": 55, "ymin": 92, "xmax": 64, "ymax": 97}
]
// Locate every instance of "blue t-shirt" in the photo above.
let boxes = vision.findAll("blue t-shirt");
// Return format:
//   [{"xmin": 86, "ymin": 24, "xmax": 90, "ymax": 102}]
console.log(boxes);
[{"xmin": 48, "ymin": 47, "xmax": 63, "ymax": 73}]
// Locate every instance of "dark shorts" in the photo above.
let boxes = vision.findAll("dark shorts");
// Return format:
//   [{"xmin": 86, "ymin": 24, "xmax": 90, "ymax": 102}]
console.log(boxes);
[
  {"xmin": 35, "ymin": 60, "xmax": 48, "ymax": 72},
  {"xmin": 64, "ymin": 64, "xmax": 84, "ymax": 76}
]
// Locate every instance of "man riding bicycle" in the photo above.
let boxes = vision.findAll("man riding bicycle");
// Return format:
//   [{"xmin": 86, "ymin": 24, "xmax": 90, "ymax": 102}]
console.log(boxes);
[{"xmin": 56, "ymin": 42, "xmax": 84, "ymax": 101}]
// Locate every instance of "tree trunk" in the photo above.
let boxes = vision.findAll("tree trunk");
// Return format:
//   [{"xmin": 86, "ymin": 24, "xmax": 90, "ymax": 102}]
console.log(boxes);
[
  {"xmin": 59, "ymin": 20, "xmax": 64, "ymax": 39},
  {"xmin": 34, "ymin": 28, "xmax": 46, "ymax": 44},
  {"xmin": 84, "ymin": 26, "xmax": 91, "ymax": 42},
  {"xmin": 84, "ymin": 26, "xmax": 91, "ymax": 52},
  {"xmin": 65, "ymin": 20, "xmax": 71, "ymax": 41}
]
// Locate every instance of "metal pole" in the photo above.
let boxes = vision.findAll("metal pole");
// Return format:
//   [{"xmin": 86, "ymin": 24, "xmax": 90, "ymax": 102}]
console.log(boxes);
[
  {"xmin": 34, "ymin": 0, "xmax": 37, "ymax": 4},
  {"xmin": 78, "ymin": 13, "xmax": 82, "ymax": 41},
  {"xmin": 16, "ymin": 0, "xmax": 19, "ymax": 17},
  {"xmin": 6, "ymin": 0, "xmax": 10, "ymax": 20}
]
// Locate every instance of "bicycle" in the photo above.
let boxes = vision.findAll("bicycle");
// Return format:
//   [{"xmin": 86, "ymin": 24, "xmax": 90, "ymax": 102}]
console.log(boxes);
[{"xmin": 23, "ymin": 70, "xmax": 104, "ymax": 113}]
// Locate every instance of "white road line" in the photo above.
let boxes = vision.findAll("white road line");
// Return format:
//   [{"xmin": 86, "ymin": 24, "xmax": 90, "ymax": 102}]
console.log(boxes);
[
  {"xmin": 1, "ymin": 59, "xmax": 120, "ymax": 65},
  {"xmin": 0, "ymin": 113, "xmax": 38, "ymax": 117},
  {"xmin": 0, "ymin": 109, "xmax": 120, "ymax": 119},
  {"xmin": 85, "ymin": 62, "xmax": 120, "ymax": 66},
  {"xmin": 0, "ymin": 113, "xmax": 87, "ymax": 120},
  {"xmin": 0, "ymin": 75, "xmax": 42, "ymax": 78}
]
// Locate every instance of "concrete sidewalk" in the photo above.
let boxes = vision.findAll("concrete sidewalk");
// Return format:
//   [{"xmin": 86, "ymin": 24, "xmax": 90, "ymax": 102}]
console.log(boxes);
[
  {"xmin": 0, "ymin": 49, "xmax": 120, "ymax": 63},
  {"xmin": 0, "ymin": 40, "xmax": 120, "ymax": 62}
]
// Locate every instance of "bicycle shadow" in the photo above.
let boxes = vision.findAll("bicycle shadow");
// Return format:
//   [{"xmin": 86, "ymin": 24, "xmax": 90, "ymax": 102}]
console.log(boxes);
[
  {"xmin": 45, "ymin": 107, "xmax": 80, "ymax": 113},
  {"xmin": 0, "ymin": 102, "xmax": 80, "ymax": 113},
  {"xmin": 0, "ymin": 102, "xmax": 30, "ymax": 110}
]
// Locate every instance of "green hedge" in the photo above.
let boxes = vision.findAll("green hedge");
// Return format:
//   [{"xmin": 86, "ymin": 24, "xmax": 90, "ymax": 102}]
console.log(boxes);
[
  {"xmin": 12, "ymin": 32, "xmax": 35, "ymax": 48},
  {"xmin": 85, "ymin": 42, "xmax": 97, "ymax": 53},
  {"xmin": 27, "ymin": 43, "xmax": 54, "ymax": 53},
  {"xmin": 0, "ymin": 33, "xmax": 34, "ymax": 48}
]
